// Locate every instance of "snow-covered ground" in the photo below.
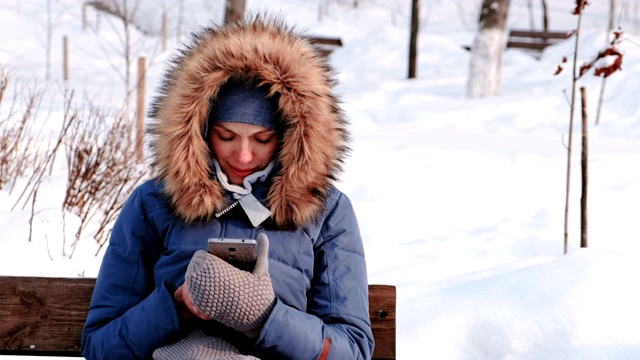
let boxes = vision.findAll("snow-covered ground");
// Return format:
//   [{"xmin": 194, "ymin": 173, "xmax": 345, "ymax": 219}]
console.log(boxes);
[{"xmin": 1, "ymin": 0, "xmax": 640, "ymax": 358}]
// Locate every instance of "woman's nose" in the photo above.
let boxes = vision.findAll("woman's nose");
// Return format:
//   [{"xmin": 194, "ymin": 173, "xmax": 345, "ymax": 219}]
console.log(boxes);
[{"xmin": 235, "ymin": 141, "xmax": 253, "ymax": 164}]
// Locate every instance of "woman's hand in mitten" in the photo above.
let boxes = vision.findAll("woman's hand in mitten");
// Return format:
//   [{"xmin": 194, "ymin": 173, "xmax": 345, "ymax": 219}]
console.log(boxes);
[
  {"xmin": 153, "ymin": 329, "xmax": 259, "ymax": 360},
  {"xmin": 186, "ymin": 233, "xmax": 275, "ymax": 339}
]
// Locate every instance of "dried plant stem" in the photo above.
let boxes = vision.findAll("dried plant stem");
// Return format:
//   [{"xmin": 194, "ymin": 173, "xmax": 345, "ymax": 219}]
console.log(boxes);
[
  {"xmin": 12, "ymin": 91, "xmax": 77, "ymax": 211},
  {"xmin": 563, "ymin": 7, "xmax": 584, "ymax": 255},
  {"xmin": 28, "ymin": 186, "xmax": 38, "ymax": 242},
  {"xmin": 63, "ymin": 101, "xmax": 148, "ymax": 257}
]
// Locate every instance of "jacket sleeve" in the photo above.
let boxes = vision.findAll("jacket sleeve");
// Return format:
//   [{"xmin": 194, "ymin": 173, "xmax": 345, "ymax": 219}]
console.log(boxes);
[
  {"xmin": 253, "ymin": 192, "xmax": 374, "ymax": 359},
  {"xmin": 81, "ymin": 185, "xmax": 182, "ymax": 360}
]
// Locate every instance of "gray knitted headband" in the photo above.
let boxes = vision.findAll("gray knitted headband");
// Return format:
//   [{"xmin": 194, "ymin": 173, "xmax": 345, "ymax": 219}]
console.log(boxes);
[{"xmin": 209, "ymin": 79, "xmax": 278, "ymax": 131}]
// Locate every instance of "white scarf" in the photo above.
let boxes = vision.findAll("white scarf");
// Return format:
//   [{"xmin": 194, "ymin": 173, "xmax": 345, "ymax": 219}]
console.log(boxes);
[{"xmin": 211, "ymin": 158, "xmax": 274, "ymax": 227}]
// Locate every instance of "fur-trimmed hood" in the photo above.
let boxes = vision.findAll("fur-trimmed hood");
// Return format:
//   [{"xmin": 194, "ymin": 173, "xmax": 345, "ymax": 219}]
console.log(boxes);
[{"xmin": 148, "ymin": 15, "xmax": 349, "ymax": 228}]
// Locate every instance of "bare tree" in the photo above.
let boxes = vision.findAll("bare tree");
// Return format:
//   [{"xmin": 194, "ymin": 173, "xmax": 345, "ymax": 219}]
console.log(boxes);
[
  {"xmin": 114, "ymin": 0, "xmax": 137, "ymax": 125},
  {"xmin": 526, "ymin": 0, "xmax": 535, "ymax": 30},
  {"xmin": 595, "ymin": 0, "xmax": 616, "ymax": 125},
  {"xmin": 526, "ymin": 0, "xmax": 549, "ymax": 31},
  {"xmin": 46, "ymin": 0, "xmax": 53, "ymax": 80},
  {"xmin": 541, "ymin": 0, "xmax": 549, "ymax": 32},
  {"xmin": 176, "ymin": 0, "xmax": 184, "ymax": 42},
  {"xmin": 87, "ymin": 0, "xmax": 144, "ymax": 125},
  {"xmin": 555, "ymin": 1, "xmax": 624, "ymax": 253},
  {"xmin": 22, "ymin": 0, "xmax": 74, "ymax": 80},
  {"xmin": 408, "ymin": 0, "xmax": 420, "ymax": 79},
  {"xmin": 467, "ymin": 0, "xmax": 511, "ymax": 98},
  {"xmin": 562, "ymin": 3, "xmax": 585, "ymax": 255}
]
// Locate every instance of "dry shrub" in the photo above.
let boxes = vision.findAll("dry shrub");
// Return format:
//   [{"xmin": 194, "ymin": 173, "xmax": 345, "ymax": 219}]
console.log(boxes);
[
  {"xmin": 63, "ymin": 101, "xmax": 148, "ymax": 257},
  {"xmin": 0, "ymin": 70, "xmax": 45, "ymax": 193},
  {"xmin": 1, "ymin": 73, "xmax": 148, "ymax": 256}
]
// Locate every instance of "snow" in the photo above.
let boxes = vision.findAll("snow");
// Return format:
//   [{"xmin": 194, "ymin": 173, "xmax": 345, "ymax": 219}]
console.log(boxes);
[{"xmin": 1, "ymin": 0, "xmax": 640, "ymax": 358}]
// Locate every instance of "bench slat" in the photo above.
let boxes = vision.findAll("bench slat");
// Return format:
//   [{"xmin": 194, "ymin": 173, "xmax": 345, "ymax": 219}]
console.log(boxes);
[
  {"xmin": 508, "ymin": 29, "xmax": 570, "ymax": 40},
  {"xmin": 0, "ymin": 277, "xmax": 94, "ymax": 355},
  {"xmin": 506, "ymin": 40, "xmax": 553, "ymax": 51},
  {"xmin": 0, "ymin": 276, "xmax": 396, "ymax": 359}
]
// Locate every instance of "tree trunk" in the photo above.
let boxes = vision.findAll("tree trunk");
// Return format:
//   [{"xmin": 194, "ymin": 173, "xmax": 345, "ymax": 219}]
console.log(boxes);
[
  {"xmin": 123, "ymin": 0, "xmax": 131, "ymax": 126},
  {"xmin": 408, "ymin": 0, "xmax": 419, "ymax": 79},
  {"xmin": 563, "ymin": 6, "xmax": 585, "ymax": 254},
  {"xmin": 46, "ymin": 0, "xmax": 52, "ymax": 80},
  {"xmin": 177, "ymin": 0, "xmax": 184, "ymax": 41},
  {"xmin": 541, "ymin": 0, "xmax": 549, "ymax": 32},
  {"xmin": 225, "ymin": 0, "xmax": 246, "ymax": 24},
  {"xmin": 467, "ymin": 0, "xmax": 511, "ymax": 98},
  {"xmin": 595, "ymin": 0, "xmax": 615, "ymax": 125},
  {"xmin": 526, "ymin": 0, "xmax": 534, "ymax": 30}
]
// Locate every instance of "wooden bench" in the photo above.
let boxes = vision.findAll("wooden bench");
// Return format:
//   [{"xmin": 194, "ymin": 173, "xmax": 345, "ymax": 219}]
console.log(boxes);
[
  {"xmin": 506, "ymin": 29, "xmax": 571, "ymax": 51},
  {"xmin": 463, "ymin": 29, "xmax": 570, "ymax": 54},
  {"xmin": 0, "ymin": 276, "xmax": 396, "ymax": 359}
]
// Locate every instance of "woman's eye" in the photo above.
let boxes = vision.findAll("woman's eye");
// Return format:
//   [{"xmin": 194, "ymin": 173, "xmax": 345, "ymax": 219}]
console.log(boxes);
[
  {"xmin": 255, "ymin": 136, "xmax": 274, "ymax": 144},
  {"xmin": 217, "ymin": 133, "xmax": 234, "ymax": 142}
]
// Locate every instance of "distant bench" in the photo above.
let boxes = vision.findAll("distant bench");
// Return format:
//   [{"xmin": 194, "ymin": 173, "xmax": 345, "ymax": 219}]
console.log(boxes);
[
  {"xmin": 0, "ymin": 276, "xmax": 396, "ymax": 359},
  {"xmin": 506, "ymin": 29, "xmax": 571, "ymax": 51},
  {"xmin": 463, "ymin": 29, "xmax": 571, "ymax": 54}
]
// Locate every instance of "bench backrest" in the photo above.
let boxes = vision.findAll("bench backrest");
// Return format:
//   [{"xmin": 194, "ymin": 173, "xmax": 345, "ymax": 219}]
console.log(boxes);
[
  {"xmin": 308, "ymin": 36, "xmax": 343, "ymax": 57},
  {"xmin": 0, "ymin": 276, "xmax": 395, "ymax": 359},
  {"xmin": 507, "ymin": 29, "xmax": 571, "ymax": 51}
]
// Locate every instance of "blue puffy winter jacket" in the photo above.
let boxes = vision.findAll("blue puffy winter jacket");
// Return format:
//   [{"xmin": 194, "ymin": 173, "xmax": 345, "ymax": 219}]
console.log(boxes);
[{"xmin": 81, "ymin": 179, "xmax": 372, "ymax": 359}]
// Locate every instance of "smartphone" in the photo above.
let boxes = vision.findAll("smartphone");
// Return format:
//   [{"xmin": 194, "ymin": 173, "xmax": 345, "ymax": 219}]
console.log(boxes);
[{"xmin": 207, "ymin": 238, "xmax": 258, "ymax": 270}]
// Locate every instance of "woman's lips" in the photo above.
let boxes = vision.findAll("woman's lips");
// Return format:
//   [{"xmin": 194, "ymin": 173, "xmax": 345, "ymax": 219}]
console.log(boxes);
[{"xmin": 230, "ymin": 166, "xmax": 253, "ymax": 178}]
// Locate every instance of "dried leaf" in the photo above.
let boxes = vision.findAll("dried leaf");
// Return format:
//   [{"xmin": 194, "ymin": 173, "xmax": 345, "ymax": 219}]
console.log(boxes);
[
  {"xmin": 579, "ymin": 63, "xmax": 593, "ymax": 77},
  {"xmin": 554, "ymin": 65, "xmax": 564, "ymax": 75},
  {"xmin": 594, "ymin": 53, "xmax": 623, "ymax": 78},
  {"xmin": 572, "ymin": 0, "xmax": 590, "ymax": 15}
]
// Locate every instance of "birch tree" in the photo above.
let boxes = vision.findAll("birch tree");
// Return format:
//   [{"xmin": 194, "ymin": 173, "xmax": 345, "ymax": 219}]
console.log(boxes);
[{"xmin": 467, "ymin": 0, "xmax": 511, "ymax": 98}]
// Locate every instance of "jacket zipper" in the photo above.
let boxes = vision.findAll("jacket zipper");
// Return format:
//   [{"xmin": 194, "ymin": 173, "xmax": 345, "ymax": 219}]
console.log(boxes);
[{"xmin": 214, "ymin": 200, "xmax": 239, "ymax": 218}]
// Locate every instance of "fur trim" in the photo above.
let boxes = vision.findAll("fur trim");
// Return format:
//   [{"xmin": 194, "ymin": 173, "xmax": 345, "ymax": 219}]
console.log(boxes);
[{"xmin": 148, "ymin": 15, "xmax": 349, "ymax": 228}]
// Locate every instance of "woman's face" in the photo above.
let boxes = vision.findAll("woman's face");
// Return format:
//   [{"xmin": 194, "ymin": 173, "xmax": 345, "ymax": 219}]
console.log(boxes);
[{"xmin": 209, "ymin": 122, "xmax": 279, "ymax": 185}]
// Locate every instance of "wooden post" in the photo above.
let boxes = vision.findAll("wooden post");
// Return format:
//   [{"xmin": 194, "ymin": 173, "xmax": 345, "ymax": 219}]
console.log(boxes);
[
  {"xmin": 63, "ymin": 35, "xmax": 69, "ymax": 82},
  {"xmin": 580, "ymin": 86, "xmax": 588, "ymax": 248},
  {"xmin": 224, "ymin": 0, "xmax": 246, "ymax": 24},
  {"xmin": 162, "ymin": 12, "xmax": 167, "ymax": 51},
  {"xmin": 136, "ymin": 57, "xmax": 146, "ymax": 163},
  {"xmin": 408, "ymin": 0, "xmax": 419, "ymax": 79}
]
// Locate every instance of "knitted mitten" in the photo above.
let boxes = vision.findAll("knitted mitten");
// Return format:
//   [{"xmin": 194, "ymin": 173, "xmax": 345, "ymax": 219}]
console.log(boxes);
[
  {"xmin": 152, "ymin": 329, "xmax": 259, "ymax": 360},
  {"xmin": 186, "ymin": 233, "xmax": 275, "ymax": 339}
]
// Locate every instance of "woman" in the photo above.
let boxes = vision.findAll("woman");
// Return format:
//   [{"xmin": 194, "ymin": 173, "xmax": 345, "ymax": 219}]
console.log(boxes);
[{"xmin": 81, "ymin": 15, "xmax": 373, "ymax": 360}]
